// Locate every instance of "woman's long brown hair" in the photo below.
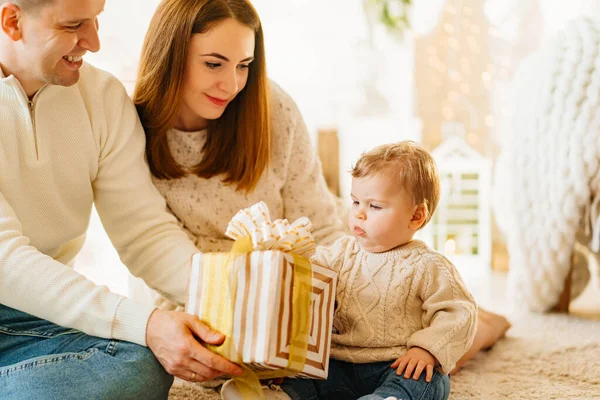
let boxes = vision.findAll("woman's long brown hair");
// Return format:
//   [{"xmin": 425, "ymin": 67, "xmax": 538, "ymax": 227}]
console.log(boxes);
[{"xmin": 134, "ymin": 0, "xmax": 271, "ymax": 192}]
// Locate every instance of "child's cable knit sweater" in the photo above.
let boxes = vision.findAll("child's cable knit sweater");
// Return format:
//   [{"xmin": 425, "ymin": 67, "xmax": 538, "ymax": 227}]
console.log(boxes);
[
  {"xmin": 312, "ymin": 236, "xmax": 477, "ymax": 374},
  {"xmin": 151, "ymin": 82, "xmax": 344, "ymax": 252}
]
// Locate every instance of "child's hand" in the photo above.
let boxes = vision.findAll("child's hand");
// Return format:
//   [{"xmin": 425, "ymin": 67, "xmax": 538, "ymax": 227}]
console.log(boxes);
[{"xmin": 391, "ymin": 347, "xmax": 437, "ymax": 382}]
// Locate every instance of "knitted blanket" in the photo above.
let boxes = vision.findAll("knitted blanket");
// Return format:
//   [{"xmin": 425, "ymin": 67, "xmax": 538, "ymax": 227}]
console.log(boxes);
[{"xmin": 493, "ymin": 17, "xmax": 600, "ymax": 312}]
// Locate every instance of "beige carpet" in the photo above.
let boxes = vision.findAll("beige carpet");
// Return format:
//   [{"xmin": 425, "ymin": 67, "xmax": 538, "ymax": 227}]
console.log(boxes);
[{"xmin": 168, "ymin": 311, "xmax": 600, "ymax": 400}]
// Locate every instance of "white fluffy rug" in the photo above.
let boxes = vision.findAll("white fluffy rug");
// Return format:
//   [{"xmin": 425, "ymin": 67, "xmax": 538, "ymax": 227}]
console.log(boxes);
[{"xmin": 168, "ymin": 311, "xmax": 600, "ymax": 400}]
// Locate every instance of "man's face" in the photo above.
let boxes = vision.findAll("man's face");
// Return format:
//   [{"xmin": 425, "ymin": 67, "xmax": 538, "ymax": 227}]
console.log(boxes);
[{"xmin": 16, "ymin": 0, "xmax": 104, "ymax": 94}]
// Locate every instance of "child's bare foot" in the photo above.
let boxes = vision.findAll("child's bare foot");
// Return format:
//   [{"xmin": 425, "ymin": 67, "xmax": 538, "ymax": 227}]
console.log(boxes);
[
  {"xmin": 449, "ymin": 308, "xmax": 511, "ymax": 375},
  {"xmin": 478, "ymin": 308, "xmax": 511, "ymax": 347}
]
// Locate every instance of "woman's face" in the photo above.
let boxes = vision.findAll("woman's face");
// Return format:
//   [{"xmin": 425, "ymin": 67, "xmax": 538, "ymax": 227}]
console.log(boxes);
[{"xmin": 175, "ymin": 18, "xmax": 255, "ymax": 131}]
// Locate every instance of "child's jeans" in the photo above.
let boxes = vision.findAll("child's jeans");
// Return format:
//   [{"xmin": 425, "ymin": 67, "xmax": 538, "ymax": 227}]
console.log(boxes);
[{"xmin": 281, "ymin": 359, "xmax": 450, "ymax": 400}]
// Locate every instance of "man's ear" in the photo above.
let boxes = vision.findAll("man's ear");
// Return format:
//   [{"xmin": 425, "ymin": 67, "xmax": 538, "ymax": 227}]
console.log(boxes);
[
  {"xmin": 1, "ymin": 3, "xmax": 23, "ymax": 41},
  {"xmin": 409, "ymin": 203, "xmax": 427, "ymax": 230}
]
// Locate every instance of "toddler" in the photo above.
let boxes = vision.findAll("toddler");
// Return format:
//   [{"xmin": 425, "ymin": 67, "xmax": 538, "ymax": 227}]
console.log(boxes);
[
  {"xmin": 222, "ymin": 141, "xmax": 477, "ymax": 400},
  {"xmin": 281, "ymin": 141, "xmax": 477, "ymax": 400}
]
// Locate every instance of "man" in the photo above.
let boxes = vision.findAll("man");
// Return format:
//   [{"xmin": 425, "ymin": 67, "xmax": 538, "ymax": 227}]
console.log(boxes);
[{"xmin": 0, "ymin": 0, "xmax": 242, "ymax": 398}]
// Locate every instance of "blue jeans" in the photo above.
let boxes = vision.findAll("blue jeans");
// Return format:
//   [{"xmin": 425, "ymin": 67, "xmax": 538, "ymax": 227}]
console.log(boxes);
[
  {"xmin": 0, "ymin": 304, "xmax": 173, "ymax": 400},
  {"xmin": 281, "ymin": 359, "xmax": 450, "ymax": 400}
]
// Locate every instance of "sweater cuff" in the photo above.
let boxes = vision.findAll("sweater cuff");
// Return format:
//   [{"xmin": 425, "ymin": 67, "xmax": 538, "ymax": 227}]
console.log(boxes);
[
  {"xmin": 407, "ymin": 338, "xmax": 451, "ymax": 374},
  {"xmin": 111, "ymin": 297, "xmax": 156, "ymax": 346}
]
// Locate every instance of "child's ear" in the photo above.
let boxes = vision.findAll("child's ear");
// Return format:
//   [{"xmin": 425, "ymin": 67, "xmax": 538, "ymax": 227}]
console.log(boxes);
[{"xmin": 409, "ymin": 203, "xmax": 427, "ymax": 230}]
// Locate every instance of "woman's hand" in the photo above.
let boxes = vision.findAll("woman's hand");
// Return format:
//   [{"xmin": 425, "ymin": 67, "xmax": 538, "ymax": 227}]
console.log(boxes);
[{"xmin": 146, "ymin": 309, "xmax": 243, "ymax": 382}]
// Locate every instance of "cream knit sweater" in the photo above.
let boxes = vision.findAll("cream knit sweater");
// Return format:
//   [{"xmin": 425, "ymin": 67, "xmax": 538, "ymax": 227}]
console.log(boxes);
[
  {"xmin": 312, "ymin": 236, "xmax": 477, "ymax": 374},
  {"xmin": 0, "ymin": 63, "xmax": 198, "ymax": 346},
  {"xmin": 151, "ymin": 82, "xmax": 345, "ymax": 252}
]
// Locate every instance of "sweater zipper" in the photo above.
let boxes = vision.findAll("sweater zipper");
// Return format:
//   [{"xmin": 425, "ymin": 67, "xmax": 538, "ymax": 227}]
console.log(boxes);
[
  {"xmin": 28, "ymin": 100, "xmax": 35, "ymax": 127},
  {"xmin": 27, "ymin": 88, "xmax": 45, "ymax": 161},
  {"xmin": 5, "ymin": 75, "xmax": 46, "ymax": 161}
]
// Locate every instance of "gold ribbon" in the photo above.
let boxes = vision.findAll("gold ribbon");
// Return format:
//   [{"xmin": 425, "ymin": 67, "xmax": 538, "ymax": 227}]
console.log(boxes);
[{"xmin": 200, "ymin": 236, "xmax": 311, "ymax": 400}]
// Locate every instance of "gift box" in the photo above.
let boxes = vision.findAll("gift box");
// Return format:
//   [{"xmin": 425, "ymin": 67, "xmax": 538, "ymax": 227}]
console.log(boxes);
[{"xmin": 186, "ymin": 202, "xmax": 337, "ymax": 379}]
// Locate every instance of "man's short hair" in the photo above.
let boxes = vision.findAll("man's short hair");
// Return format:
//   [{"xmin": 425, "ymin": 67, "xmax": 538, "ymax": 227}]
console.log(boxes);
[
  {"xmin": 1, "ymin": 0, "xmax": 54, "ymax": 12},
  {"xmin": 351, "ymin": 141, "xmax": 441, "ymax": 227}
]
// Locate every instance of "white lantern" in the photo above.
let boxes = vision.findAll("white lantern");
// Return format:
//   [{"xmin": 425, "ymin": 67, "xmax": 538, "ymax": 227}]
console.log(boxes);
[{"xmin": 417, "ymin": 122, "xmax": 492, "ymax": 269}]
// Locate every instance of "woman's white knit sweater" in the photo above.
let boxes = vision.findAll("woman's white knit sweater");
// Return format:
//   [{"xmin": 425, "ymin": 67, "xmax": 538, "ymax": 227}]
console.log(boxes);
[
  {"xmin": 0, "ymin": 63, "xmax": 198, "ymax": 346},
  {"xmin": 312, "ymin": 236, "xmax": 477, "ymax": 374},
  {"xmin": 493, "ymin": 17, "xmax": 600, "ymax": 311},
  {"xmin": 151, "ymin": 82, "xmax": 345, "ymax": 252}
]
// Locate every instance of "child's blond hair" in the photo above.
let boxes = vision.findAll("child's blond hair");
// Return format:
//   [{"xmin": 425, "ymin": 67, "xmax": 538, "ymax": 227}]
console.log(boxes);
[{"xmin": 351, "ymin": 141, "xmax": 440, "ymax": 227}]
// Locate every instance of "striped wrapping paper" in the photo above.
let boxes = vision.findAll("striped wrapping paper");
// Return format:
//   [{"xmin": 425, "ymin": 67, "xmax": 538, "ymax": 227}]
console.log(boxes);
[{"xmin": 186, "ymin": 250, "xmax": 337, "ymax": 379}]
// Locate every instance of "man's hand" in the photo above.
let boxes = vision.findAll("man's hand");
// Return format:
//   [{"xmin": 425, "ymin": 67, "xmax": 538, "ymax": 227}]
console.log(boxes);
[
  {"xmin": 391, "ymin": 347, "xmax": 437, "ymax": 382},
  {"xmin": 146, "ymin": 309, "xmax": 243, "ymax": 382}
]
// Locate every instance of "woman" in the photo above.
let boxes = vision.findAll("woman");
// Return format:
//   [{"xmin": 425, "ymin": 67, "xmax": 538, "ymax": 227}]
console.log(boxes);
[
  {"xmin": 133, "ymin": 0, "xmax": 510, "ymax": 391},
  {"xmin": 134, "ymin": 0, "xmax": 343, "ymax": 254}
]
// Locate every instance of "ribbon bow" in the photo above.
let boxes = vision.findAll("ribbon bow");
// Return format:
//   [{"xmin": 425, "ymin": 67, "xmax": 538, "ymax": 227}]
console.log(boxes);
[{"xmin": 226, "ymin": 201, "xmax": 316, "ymax": 256}]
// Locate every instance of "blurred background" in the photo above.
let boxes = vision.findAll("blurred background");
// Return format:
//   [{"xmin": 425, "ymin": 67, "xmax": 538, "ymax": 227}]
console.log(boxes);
[{"xmin": 77, "ymin": 0, "xmax": 600, "ymax": 310}]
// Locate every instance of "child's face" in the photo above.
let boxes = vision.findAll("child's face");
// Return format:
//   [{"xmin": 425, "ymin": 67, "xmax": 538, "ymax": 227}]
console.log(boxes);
[{"xmin": 348, "ymin": 172, "xmax": 423, "ymax": 253}]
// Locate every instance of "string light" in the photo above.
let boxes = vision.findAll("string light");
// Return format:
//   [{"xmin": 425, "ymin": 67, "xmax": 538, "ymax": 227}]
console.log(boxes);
[
  {"xmin": 449, "ymin": 69, "xmax": 462, "ymax": 81},
  {"xmin": 448, "ymin": 37, "xmax": 460, "ymax": 50},
  {"xmin": 421, "ymin": 0, "xmax": 497, "ymax": 146},
  {"xmin": 443, "ymin": 106, "xmax": 455, "ymax": 119}
]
